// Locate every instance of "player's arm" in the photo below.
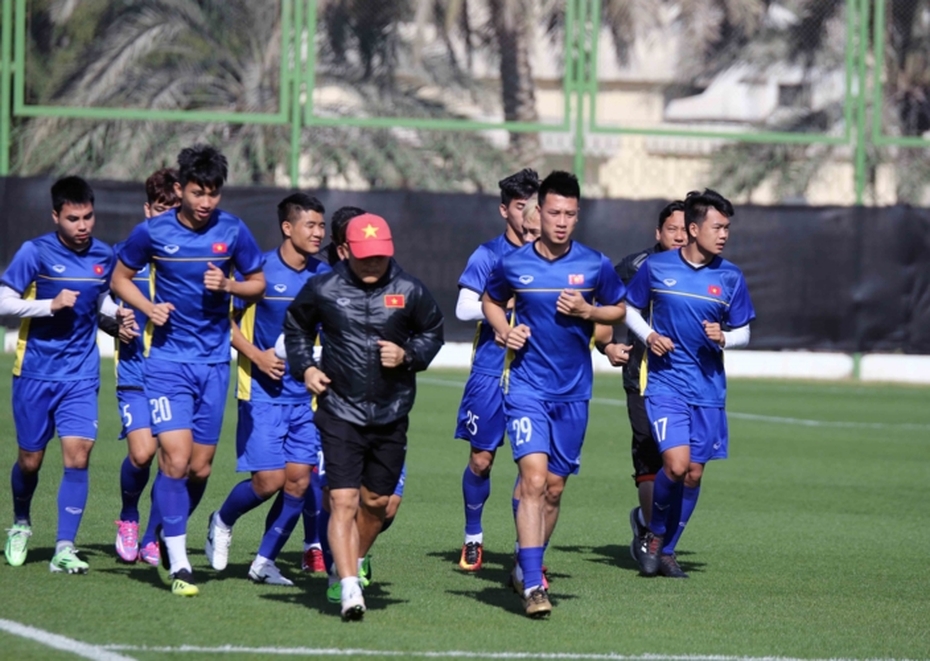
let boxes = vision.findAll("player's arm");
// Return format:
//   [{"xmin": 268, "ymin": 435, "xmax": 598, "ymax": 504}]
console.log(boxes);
[
  {"xmin": 231, "ymin": 314, "xmax": 285, "ymax": 380},
  {"xmin": 0, "ymin": 285, "xmax": 57, "ymax": 317},
  {"xmin": 111, "ymin": 259, "xmax": 174, "ymax": 327},
  {"xmin": 703, "ymin": 322, "xmax": 751, "ymax": 349},
  {"xmin": 283, "ymin": 281, "xmax": 328, "ymax": 394},
  {"xmin": 386, "ymin": 283, "xmax": 444, "ymax": 372},
  {"xmin": 557, "ymin": 291, "xmax": 626, "ymax": 324},
  {"xmin": 455, "ymin": 287, "xmax": 485, "ymax": 322},
  {"xmin": 204, "ymin": 265, "xmax": 265, "ymax": 303},
  {"xmin": 0, "ymin": 243, "xmax": 77, "ymax": 316},
  {"xmin": 594, "ymin": 323, "xmax": 632, "ymax": 366}
]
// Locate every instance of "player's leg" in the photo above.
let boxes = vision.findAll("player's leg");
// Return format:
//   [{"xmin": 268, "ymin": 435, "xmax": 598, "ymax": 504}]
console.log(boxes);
[
  {"xmin": 300, "ymin": 465, "xmax": 325, "ymax": 572},
  {"xmin": 188, "ymin": 362, "xmax": 231, "ymax": 518},
  {"xmin": 641, "ymin": 396, "xmax": 691, "ymax": 576},
  {"xmin": 381, "ymin": 464, "xmax": 405, "ymax": 533},
  {"xmin": 250, "ymin": 403, "xmax": 320, "ymax": 585},
  {"xmin": 6, "ymin": 377, "xmax": 53, "ymax": 567},
  {"xmin": 456, "ymin": 373, "xmax": 505, "ymax": 571},
  {"xmin": 209, "ymin": 401, "xmax": 286, "ymax": 571},
  {"xmin": 49, "ymin": 378, "xmax": 99, "ymax": 574},
  {"xmin": 627, "ymin": 390, "xmax": 660, "ymax": 561},
  {"xmin": 315, "ymin": 408, "xmax": 366, "ymax": 619},
  {"xmin": 116, "ymin": 388, "xmax": 156, "ymax": 563}
]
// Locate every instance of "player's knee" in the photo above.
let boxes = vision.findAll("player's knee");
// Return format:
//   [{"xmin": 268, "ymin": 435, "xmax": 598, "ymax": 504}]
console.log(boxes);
[
  {"xmin": 544, "ymin": 483, "xmax": 565, "ymax": 505},
  {"xmin": 18, "ymin": 453, "xmax": 43, "ymax": 474},
  {"xmin": 252, "ymin": 472, "xmax": 284, "ymax": 498},
  {"xmin": 684, "ymin": 465, "xmax": 703, "ymax": 487},
  {"xmin": 129, "ymin": 447, "xmax": 154, "ymax": 470},
  {"xmin": 380, "ymin": 515, "xmax": 395, "ymax": 533},
  {"xmin": 361, "ymin": 491, "xmax": 390, "ymax": 512},
  {"xmin": 520, "ymin": 472, "xmax": 547, "ymax": 498},
  {"xmin": 469, "ymin": 450, "xmax": 494, "ymax": 476}
]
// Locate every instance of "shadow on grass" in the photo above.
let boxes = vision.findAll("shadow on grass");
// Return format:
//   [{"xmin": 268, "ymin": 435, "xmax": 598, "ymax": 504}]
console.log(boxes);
[
  {"xmin": 553, "ymin": 543, "xmax": 707, "ymax": 576},
  {"xmin": 260, "ymin": 579, "xmax": 407, "ymax": 617},
  {"xmin": 426, "ymin": 547, "xmax": 515, "ymax": 588}
]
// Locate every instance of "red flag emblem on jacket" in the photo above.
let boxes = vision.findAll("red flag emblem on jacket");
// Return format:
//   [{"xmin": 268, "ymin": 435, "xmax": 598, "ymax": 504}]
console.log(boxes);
[
  {"xmin": 384, "ymin": 294, "xmax": 405, "ymax": 308},
  {"xmin": 708, "ymin": 285, "xmax": 721, "ymax": 296},
  {"xmin": 568, "ymin": 274, "xmax": 585, "ymax": 285},
  {"xmin": 212, "ymin": 242, "xmax": 227, "ymax": 254},
  {"xmin": 93, "ymin": 264, "xmax": 105, "ymax": 276}
]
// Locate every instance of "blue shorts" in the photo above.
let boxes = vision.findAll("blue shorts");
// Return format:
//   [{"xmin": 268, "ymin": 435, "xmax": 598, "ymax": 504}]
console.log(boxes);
[
  {"xmin": 393, "ymin": 464, "xmax": 406, "ymax": 498},
  {"xmin": 645, "ymin": 395, "xmax": 728, "ymax": 464},
  {"xmin": 454, "ymin": 372, "xmax": 506, "ymax": 451},
  {"xmin": 143, "ymin": 358, "xmax": 230, "ymax": 445},
  {"xmin": 503, "ymin": 394, "xmax": 589, "ymax": 477},
  {"xmin": 12, "ymin": 377, "xmax": 99, "ymax": 451},
  {"xmin": 235, "ymin": 400, "xmax": 321, "ymax": 472},
  {"xmin": 117, "ymin": 387, "xmax": 151, "ymax": 439}
]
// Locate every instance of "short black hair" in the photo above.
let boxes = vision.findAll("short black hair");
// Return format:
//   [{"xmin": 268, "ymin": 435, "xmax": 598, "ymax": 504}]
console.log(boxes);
[
  {"xmin": 658, "ymin": 200, "xmax": 686, "ymax": 229},
  {"xmin": 277, "ymin": 192, "xmax": 325, "ymax": 226},
  {"xmin": 325, "ymin": 206, "xmax": 366, "ymax": 266},
  {"xmin": 683, "ymin": 189, "xmax": 735, "ymax": 227},
  {"xmin": 330, "ymin": 206, "xmax": 366, "ymax": 246},
  {"xmin": 177, "ymin": 144, "xmax": 228, "ymax": 190},
  {"xmin": 51, "ymin": 176, "xmax": 94, "ymax": 214},
  {"xmin": 538, "ymin": 170, "xmax": 580, "ymax": 206},
  {"xmin": 498, "ymin": 168, "xmax": 540, "ymax": 206},
  {"xmin": 145, "ymin": 168, "xmax": 179, "ymax": 207}
]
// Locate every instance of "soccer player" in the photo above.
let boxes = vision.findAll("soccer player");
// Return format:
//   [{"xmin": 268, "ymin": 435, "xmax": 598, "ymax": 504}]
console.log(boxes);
[
  {"xmin": 455, "ymin": 168, "xmax": 539, "ymax": 572},
  {"xmin": 482, "ymin": 171, "xmax": 627, "ymax": 618},
  {"xmin": 624, "ymin": 189, "xmax": 755, "ymax": 578},
  {"xmin": 593, "ymin": 201, "xmax": 687, "ymax": 562},
  {"xmin": 114, "ymin": 168, "xmax": 181, "ymax": 566},
  {"xmin": 521, "ymin": 201, "xmax": 541, "ymax": 242},
  {"xmin": 206, "ymin": 193, "xmax": 330, "ymax": 586},
  {"xmin": 284, "ymin": 213, "xmax": 444, "ymax": 620},
  {"xmin": 111, "ymin": 144, "xmax": 265, "ymax": 596},
  {"xmin": 1, "ymin": 176, "xmax": 115, "ymax": 573}
]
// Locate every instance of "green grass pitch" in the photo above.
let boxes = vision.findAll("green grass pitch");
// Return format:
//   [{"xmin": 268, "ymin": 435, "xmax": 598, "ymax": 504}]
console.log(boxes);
[{"xmin": 0, "ymin": 353, "xmax": 928, "ymax": 660}]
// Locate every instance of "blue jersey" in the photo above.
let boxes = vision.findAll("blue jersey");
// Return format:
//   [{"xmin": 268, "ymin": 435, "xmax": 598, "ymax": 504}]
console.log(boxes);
[
  {"xmin": 118, "ymin": 208, "xmax": 263, "ymax": 364},
  {"xmin": 237, "ymin": 249, "xmax": 331, "ymax": 403},
  {"xmin": 1, "ymin": 233, "xmax": 114, "ymax": 381},
  {"xmin": 625, "ymin": 250, "xmax": 756, "ymax": 407},
  {"xmin": 458, "ymin": 234, "xmax": 520, "ymax": 377},
  {"xmin": 115, "ymin": 256, "xmax": 152, "ymax": 389},
  {"xmin": 485, "ymin": 241, "xmax": 626, "ymax": 402}
]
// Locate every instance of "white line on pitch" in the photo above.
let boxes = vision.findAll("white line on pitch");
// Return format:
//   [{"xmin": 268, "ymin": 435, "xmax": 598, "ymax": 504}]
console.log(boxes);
[
  {"xmin": 417, "ymin": 377, "xmax": 930, "ymax": 431},
  {"xmin": 98, "ymin": 645, "xmax": 920, "ymax": 661},
  {"xmin": 0, "ymin": 619, "xmax": 136, "ymax": 661}
]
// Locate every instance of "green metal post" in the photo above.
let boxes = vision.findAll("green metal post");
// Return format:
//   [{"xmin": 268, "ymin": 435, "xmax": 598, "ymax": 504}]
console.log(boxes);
[
  {"xmin": 0, "ymin": 0, "xmax": 13, "ymax": 174},
  {"xmin": 571, "ymin": 0, "xmax": 587, "ymax": 186},
  {"xmin": 854, "ymin": 0, "xmax": 868, "ymax": 204},
  {"xmin": 288, "ymin": 0, "xmax": 304, "ymax": 188}
]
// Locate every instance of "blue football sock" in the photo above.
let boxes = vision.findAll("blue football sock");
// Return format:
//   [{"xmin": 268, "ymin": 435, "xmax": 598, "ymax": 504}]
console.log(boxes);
[
  {"xmin": 303, "ymin": 469, "xmax": 323, "ymax": 545},
  {"xmin": 318, "ymin": 506, "xmax": 333, "ymax": 572},
  {"xmin": 462, "ymin": 466, "xmax": 490, "ymax": 536},
  {"xmin": 140, "ymin": 475, "xmax": 161, "ymax": 547},
  {"xmin": 650, "ymin": 469, "xmax": 679, "ymax": 537},
  {"xmin": 265, "ymin": 490, "xmax": 284, "ymax": 534},
  {"xmin": 219, "ymin": 479, "xmax": 266, "ymax": 528},
  {"xmin": 257, "ymin": 492, "xmax": 303, "ymax": 561},
  {"xmin": 119, "ymin": 456, "xmax": 150, "ymax": 522},
  {"xmin": 11, "ymin": 463, "xmax": 38, "ymax": 524},
  {"xmin": 187, "ymin": 477, "xmax": 208, "ymax": 516},
  {"xmin": 663, "ymin": 484, "xmax": 700, "ymax": 555},
  {"xmin": 660, "ymin": 480, "xmax": 684, "ymax": 548},
  {"xmin": 155, "ymin": 473, "xmax": 189, "ymax": 538},
  {"xmin": 57, "ymin": 467, "xmax": 89, "ymax": 543},
  {"xmin": 518, "ymin": 546, "xmax": 545, "ymax": 593}
]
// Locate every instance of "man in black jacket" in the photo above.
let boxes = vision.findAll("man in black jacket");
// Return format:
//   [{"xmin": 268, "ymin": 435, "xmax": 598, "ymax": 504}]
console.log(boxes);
[{"xmin": 284, "ymin": 213, "xmax": 444, "ymax": 620}]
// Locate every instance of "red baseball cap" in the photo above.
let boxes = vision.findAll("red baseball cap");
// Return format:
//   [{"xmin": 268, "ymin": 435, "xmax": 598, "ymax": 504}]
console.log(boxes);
[{"xmin": 346, "ymin": 214, "xmax": 394, "ymax": 259}]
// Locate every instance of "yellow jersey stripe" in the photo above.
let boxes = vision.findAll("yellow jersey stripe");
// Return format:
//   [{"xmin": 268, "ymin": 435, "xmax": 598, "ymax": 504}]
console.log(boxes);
[
  {"xmin": 12, "ymin": 283, "xmax": 36, "ymax": 376},
  {"xmin": 237, "ymin": 304, "xmax": 256, "ymax": 401}
]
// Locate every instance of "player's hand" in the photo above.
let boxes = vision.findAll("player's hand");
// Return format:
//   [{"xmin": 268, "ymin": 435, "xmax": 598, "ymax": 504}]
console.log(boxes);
[
  {"xmin": 646, "ymin": 332, "xmax": 674, "ymax": 356},
  {"xmin": 304, "ymin": 366, "xmax": 331, "ymax": 395},
  {"xmin": 556, "ymin": 289, "xmax": 590, "ymax": 318},
  {"xmin": 116, "ymin": 306, "xmax": 140, "ymax": 344},
  {"xmin": 605, "ymin": 343, "xmax": 633, "ymax": 367},
  {"xmin": 502, "ymin": 324, "xmax": 531, "ymax": 350},
  {"xmin": 254, "ymin": 348, "xmax": 286, "ymax": 380},
  {"xmin": 204, "ymin": 262, "xmax": 230, "ymax": 293},
  {"xmin": 703, "ymin": 320, "xmax": 725, "ymax": 347},
  {"xmin": 148, "ymin": 302, "xmax": 175, "ymax": 326},
  {"xmin": 377, "ymin": 340, "xmax": 406, "ymax": 368},
  {"xmin": 51, "ymin": 289, "xmax": 79, "ymax": 312}
]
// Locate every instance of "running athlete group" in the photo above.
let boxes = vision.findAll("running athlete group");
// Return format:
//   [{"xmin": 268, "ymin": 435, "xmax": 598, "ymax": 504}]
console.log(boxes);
[{"xmin": 0, "ymin": 144, "xmax": 754, "ymax": 621}]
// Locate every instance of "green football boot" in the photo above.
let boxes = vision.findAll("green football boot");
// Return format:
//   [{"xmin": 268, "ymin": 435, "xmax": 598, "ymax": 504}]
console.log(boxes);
[
  {"xmin": 49, "ymin": 545, "xmax": 89, "ymax": 574},
  {"xmin": 5, "ymin": 523, "xmax": 32, "ymax": 567}
]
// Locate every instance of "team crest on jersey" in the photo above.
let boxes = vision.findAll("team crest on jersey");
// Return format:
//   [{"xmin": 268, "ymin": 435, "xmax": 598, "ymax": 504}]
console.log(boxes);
[
  {"xmin": 384, "ymin": 294, "xmax": 405, "ymax": 308},
  {"xmin": 273, "ymin": 283, "xmax": 287, "ymax": 293},
  {"xmin": 52, "ymin": 264, "xmax": 66, "ymax": 273},
  {"xmin": 568, "ymin": 274, "xmax": 585, "ymax": 285},
  {"xmin": 164, "ymin": 244, "xmax": 180, "ymax": 254},
  {"xmin": 212, "ymin": 242, "xmax": 227, "ymax": 254},
  {"xmin": 708, "ymin": 285, "xmax": 722, "ymax": 296},
  {"xmin": 93, "ymin": 264, "xmax": 105, "ymax": 276}
]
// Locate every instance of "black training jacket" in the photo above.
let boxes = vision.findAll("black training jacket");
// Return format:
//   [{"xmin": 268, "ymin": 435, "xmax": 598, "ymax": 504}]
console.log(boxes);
[
  {"xmin": 284, "ymin": 259, "xmax": 444, "ymax": 427},
  {"xmin": 612, "ymin": 244, "xmax": 659, "ymax": 394}
]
